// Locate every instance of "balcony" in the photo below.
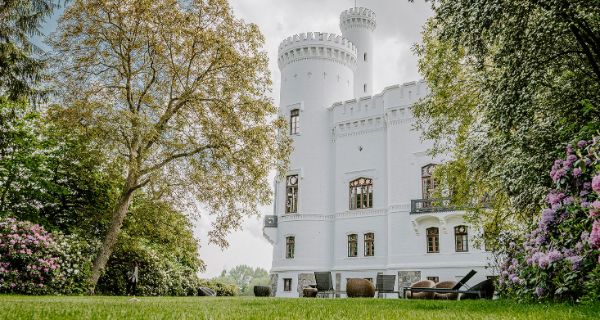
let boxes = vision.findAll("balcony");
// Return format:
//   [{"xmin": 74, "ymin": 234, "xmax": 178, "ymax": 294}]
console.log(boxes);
[
  {"xmin": 410, "ymin": 198, "xmax": 455, "ymax": 214},
  {"xmin": 263, "ymin": 215, "xmax": 278, "ymax": 227}
]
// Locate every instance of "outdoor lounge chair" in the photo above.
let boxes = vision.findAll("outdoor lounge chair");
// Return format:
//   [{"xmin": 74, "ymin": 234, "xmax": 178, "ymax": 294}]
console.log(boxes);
[
  {"xmin": 376, "ymin": 274, "xmax": 399, "ymax": 298},
  {"xmin": 314, "ymin": 272, "xmax": 336, "ymax": 298},
  {"xmin": 460, "ymin": 279, "xmax": 495, "ymax": 300},
  {"xmin": 433, "ymin": 281, "xmax": 459, "ymax": 300},
  {"xmin": 405, "ymin": 280, "xmax": 435, "ymax": 299},
  {"xmin": 402, "ymin": 270, "xmax": 482, "ymax": 300}
]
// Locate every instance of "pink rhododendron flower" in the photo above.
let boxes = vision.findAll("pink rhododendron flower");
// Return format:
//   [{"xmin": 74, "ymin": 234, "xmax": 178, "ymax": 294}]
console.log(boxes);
[
  {"xmin": 593, "ymin": 174, "xmax": 600, "ymax": 193},
  {"xmin": 590, "ymin": 220, "xmax": 600, "ymax": 249}
]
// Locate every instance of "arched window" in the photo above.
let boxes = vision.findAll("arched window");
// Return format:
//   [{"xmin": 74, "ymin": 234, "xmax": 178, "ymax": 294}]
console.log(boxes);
[
  {"xmin": 286, "ymin": 175, "xmax": 298, "ymax": 213},
  {"xmin": 289, "ymin": 109, "xmax": 300, "ymax": 135},
  {"xmin": 347, "ymin": 234, "xmax": 358, "ymax": 257},
  {"xmin": 286, "ymin": 236, "xmax": 295, "ymax": 259},
  {"xmin": 455, "ymin": 225, "xmax": 469, "ymax": 252},
  {"xmin": 426, "ymin": 227, "xmax": 439, "ymax": 253},
  {"xmin": 349, "ymin": 177, "xmax": 373, "ymax": 210},
  {"xmin": 364, "ymin": 232, "xmax": 374, "ymax": 256},
  {"xmin": 421, "ymin": 164, "xmax": 436, "ymax": 200}
]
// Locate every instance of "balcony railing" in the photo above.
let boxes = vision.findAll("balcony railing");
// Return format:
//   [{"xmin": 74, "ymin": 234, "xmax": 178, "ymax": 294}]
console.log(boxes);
[
  {"xmin": 410, "ymin": 198, "xmax": 455, "ymax": 214},
  {"xmin": 263, "ymin": 215, "xmax": 278, "ymax": 227}
]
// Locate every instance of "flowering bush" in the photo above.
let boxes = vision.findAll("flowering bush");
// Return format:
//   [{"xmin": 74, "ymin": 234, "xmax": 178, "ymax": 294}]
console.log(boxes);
[
  {"xmin": 0, "ymin": 217, "xmax": 93, "ymax": 294},
  {"xmin": 497, "ymin": 138, "xmax": 600, "ymax": 301}
]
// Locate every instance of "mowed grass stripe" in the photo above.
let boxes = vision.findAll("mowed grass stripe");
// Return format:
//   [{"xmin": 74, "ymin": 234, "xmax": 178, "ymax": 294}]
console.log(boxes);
[{"xmin": 0, "ymin": 296, "xmax": 598, "ymax": 320}]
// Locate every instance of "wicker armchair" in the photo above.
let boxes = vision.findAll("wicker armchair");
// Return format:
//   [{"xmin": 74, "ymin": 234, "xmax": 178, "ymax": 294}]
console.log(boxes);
[{"xmin": 405, "ymin": 280, "xmax": 435, "ymax": 299}]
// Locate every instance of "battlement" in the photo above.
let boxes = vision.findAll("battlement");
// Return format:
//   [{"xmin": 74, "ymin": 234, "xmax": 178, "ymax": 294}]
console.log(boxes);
[
  {"xmin": 277, "ymin": 32, "xmax": 358, "ymax": 70},
  {"xmin": 340, "ymin": 7, "xmax": 376, "ymax": 31}
]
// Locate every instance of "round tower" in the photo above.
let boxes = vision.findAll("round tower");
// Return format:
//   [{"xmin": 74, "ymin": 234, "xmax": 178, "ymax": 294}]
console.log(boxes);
[
  {"xmin": 340, "ymin": 7, "xmax": 376, "ymax": 98},
  {"xmin": 273, "ymin": 33, "xmax": 356, "ymax": 284},
  {"xmin": 277, "ymin": 31, "xmax": 356, "ymax": 216}
]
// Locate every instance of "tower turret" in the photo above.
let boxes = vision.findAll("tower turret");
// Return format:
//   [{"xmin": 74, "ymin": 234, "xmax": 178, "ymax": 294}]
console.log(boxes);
[{"xmin": 340, "ymin": 7, "xmax": 376, "ymax": 98}]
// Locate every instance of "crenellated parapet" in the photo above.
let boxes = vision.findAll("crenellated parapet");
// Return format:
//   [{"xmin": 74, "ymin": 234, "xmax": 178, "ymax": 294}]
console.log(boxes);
[
  {"xmin": 340, "ymin": 7, "xmax": 376, "ymax": 31},
  {"xmin": 277, "ymin": 32, "xmax": 358, "ymax": 70}
]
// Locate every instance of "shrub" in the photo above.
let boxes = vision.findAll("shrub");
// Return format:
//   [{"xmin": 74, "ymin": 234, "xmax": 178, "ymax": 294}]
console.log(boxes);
[
  {"xmin": 197, "ymin": 279, "xmax": 238, "ymax": 296},
  {"xmin": 497, "ymin": 138, "xmax": 600, "ymax": 301},
  {"xmin": 0, "ymin": 217, "xmax": 92, "ymax": 294}
]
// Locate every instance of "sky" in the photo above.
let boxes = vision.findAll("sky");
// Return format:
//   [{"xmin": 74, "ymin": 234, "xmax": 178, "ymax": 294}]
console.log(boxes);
[{"xmin": 40, "ymin": 0, "xmax": 432, "ymax": 278}]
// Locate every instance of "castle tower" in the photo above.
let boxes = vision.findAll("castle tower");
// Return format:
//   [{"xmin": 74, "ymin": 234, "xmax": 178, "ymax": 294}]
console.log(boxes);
[
  {"xmin": 340, "ymin": 7, "xmax": 376, "ymax": 98},
  {"xmin": 271, "ymin": 33, "xmax": 356, "ymax": 279}
]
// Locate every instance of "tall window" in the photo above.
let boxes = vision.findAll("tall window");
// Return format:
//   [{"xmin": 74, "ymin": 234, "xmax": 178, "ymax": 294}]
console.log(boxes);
[
  {"xmin": 283, "ymin": 278, "xmax": 292, "ymax": 291},
  {"xmin": 348, "ymin": 234, "xmax": 358, "ymax": 257},
  {"xmin": 286, "ymin": 236, "xmax": 295, "ymax": 258},
  {"xmin": 364, "ymin": 232, "xmax": 374, "ymax": 256},
  {"xmin": 286, "ymin": 175, "xmax": 298, "ymax": 213},
  {"xmin": 421, "ymin": 164, "xmax": 437, "ymax": 199},
  {"xmin": 426, "ymin": 227, "xmax": 439, "ymax": 253},
  {"xmin": 455, "ymin": 225, "xmax": 469, "ymax": 252},
  {"xmin": 349, "ymin": 177, "xmax": 373, "ymax": 210},
  {"xmin": 363, "ymin": 83, "xmax": 367, "ymax": 93},
  {"xmin": 289, "ymin": 109, "xmax": 299, "ymax": 135},
  {"xmin": 364, "ymin": 52, "xmax": 367, "ymax": 61}
]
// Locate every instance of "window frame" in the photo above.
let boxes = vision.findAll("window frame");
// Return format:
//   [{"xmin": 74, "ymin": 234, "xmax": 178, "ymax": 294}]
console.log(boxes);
[
  {"xmin": 426, "ymin": 227, "xmax": 439, "ymax": 253},
  {"xmin": 349, "ymin": 177, "xmax": 373, "ymax": 210},
  {"xmin": 364, "ymin": 232, "xmax": 375, "ymax": 257},
  {"xmin": 289, "ymin": 109, "xmax": 300, "ymax": 135},
  {"xmin": 421, "ymin": 164, "xmax": 437, "ymax": 200},
  {"xmin": 285, "ymin": 236, "xmax": 295, "ymax": 259},
  {"xmin": 283, "ymin": 278, "xmax": 292, "ymax": 292},
  {"xmin": 454, "ymin": 225, "xmax": 469, "ymax": 252},
  {"xmin": 285, "ymin": 174, "xmax": 299, "ymax": 214},
  {"xmin": 347, "ymin": 234, "xmax": 358, "ymax": 257}
]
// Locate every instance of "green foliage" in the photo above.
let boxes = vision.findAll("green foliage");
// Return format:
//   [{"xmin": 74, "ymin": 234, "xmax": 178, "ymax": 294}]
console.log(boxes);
[
  {"xmin": 96, "ymin": 195, "xmax": 205, "ymax": 296},
  {"xmin": 197, "ymin": 279, "xmax": 239, "ymax": 296},
  {"xmin": 0, "ymin": 97, "xmax": 118, "ymax": 237},
  {"xmin": 213, "ymin": 265, "xmax": 269, "ymax": 295},
  {"xmin": 0, "ymin": 0, "xmax": 63, "ymax": 99},
  {"xmin": 412, "ymin": 1, "xmax": 600, "ymax": 235}
]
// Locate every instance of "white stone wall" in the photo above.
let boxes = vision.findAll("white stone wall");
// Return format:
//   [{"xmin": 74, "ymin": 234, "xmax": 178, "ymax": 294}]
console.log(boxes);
[{"xmin": 266, "ymin": 7, "xmax": 493, "ymax": 297}]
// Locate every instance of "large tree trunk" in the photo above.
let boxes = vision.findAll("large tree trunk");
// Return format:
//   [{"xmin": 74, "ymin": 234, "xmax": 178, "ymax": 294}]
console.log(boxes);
[{"xmin": 87, "ymin": 184, "xmax": 136, "ymax": 294}]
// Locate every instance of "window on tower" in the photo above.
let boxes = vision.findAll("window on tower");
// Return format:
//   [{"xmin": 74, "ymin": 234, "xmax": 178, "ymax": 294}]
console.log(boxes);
[
  {"xmin": 426, "ymin": 227, "xmax": 439, "ymax": 253},
  {"xmin": 289, "ymin": 109, "xmax": 299, "ymax": 135},
  {"xmin": 364, "ymin": 232, "xmax": 374, "ymax": 256},
  {"xmin": 455, "ymin": 225, "xmax": 469, "ymax": 252},
  {"xmin": 349, "ymin": 177, "xmax": 373, "ymax": 210},
  {"xmin": 286, "ymin": 175, "xmax": 298, "ymax": 213},
  {"xmin": 283, "ymin": 278, "xmax": 292, "ymax": 291},
  {"xmin": 364, "ymin": 52, "xmax": 367, "ymax": 61},
  {"xmin": 421, "ymin": 164, "xmax": 437, "ymax": 200},
  {"xmin": 286, "ymin": 236, "xmax": 295, "ymax": 258},
  {"xmin": 363, "ymin": 83, "xmax": 367, "ymax": 93},
  {"xmin": 347, "ymin": 234, "xmax": 358, "ymax": 257}
]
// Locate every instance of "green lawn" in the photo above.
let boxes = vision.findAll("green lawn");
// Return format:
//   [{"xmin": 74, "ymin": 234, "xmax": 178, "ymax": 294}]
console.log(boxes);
[{"xmin": 0, "ymin": 296, "xmax": 598, "ymax": 320}]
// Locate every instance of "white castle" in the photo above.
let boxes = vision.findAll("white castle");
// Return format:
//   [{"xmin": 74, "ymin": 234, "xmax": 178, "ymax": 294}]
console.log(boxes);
[{"xmin": 263, "ymin": 6, "xmax": 492, "ymax": 297}]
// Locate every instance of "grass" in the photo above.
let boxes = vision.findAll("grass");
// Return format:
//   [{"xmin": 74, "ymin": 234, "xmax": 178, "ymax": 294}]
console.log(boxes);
[{"xmin": 0, "ymin": 296, "xmax": 599, "ymax": 320}]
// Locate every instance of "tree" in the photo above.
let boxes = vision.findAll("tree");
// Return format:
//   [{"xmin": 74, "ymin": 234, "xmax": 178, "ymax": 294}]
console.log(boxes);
[
  {"xmin": 50, "ymin": 0, "xmax": 290, "ymax": 292},
  {"xmin": 0, "ymin": 0, "xmax": 62, "ymax": 99},
  {"xmin": 214, "ymin": 265, "xmax": 269, "ymax": 295},
  {"xmin": 411, "ymin": 1, "xmax": 600, "ymax": 236},
  {"xmin": 0, "ymin": 98, "xmax": 117, "ymax": 236}
]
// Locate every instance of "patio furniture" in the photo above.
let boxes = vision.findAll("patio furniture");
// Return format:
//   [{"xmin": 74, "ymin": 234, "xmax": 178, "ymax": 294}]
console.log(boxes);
[
  {"xmin": 303, "ymin": 287, "xmax": 318, "ymax": 298},
  {"xmin": 253, "ymin": 285, "xmax": 271, "ymax": 297},
  {"xmin": 460, "ymin": 279, "xmax": 495, "ymax": 300},
  {"xmin": 403, "ymin": 270, "xmax": 482, "ymax": 300},
  {"xmin": 376, "ymin": 274, "xmax": 399, "ymax": 298},
  {"xmin": 433, "ymin": 281, "xmax": 458, "ymax": 300},
  {"xmin": 405, "ymin": 280, "xmax": 435, "ymax": 299},
  {"xmin": 197, "ymin": 287, "xmax": 216, "ymax": 296},
  {"xmin": 314, "ymin": 272, "xmax": 336, "ymax": 298},
  {"xmin": 346, "ymin": 278, "xmax": 375, "ymax": 298}
]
